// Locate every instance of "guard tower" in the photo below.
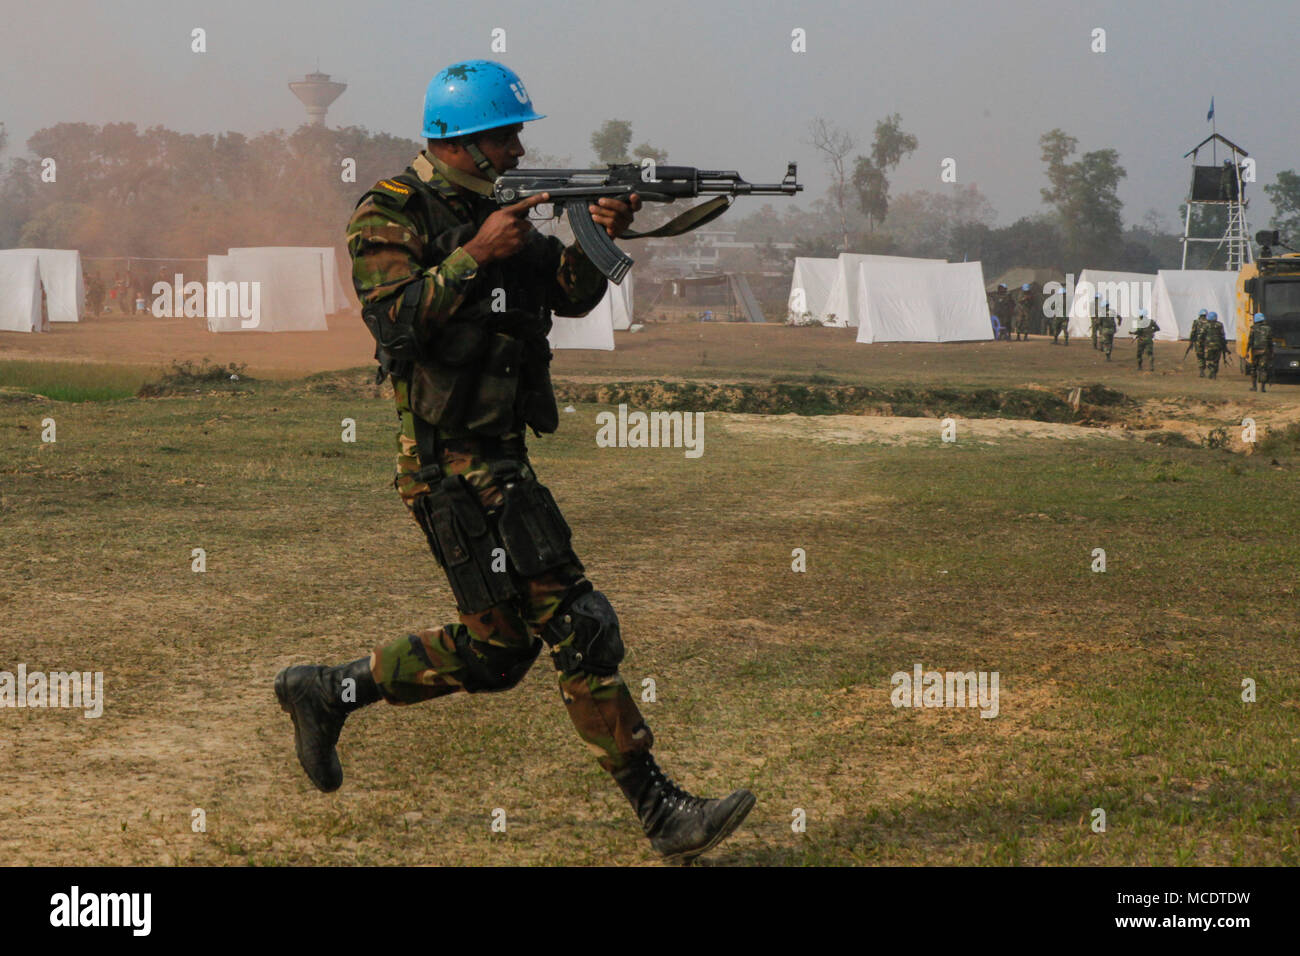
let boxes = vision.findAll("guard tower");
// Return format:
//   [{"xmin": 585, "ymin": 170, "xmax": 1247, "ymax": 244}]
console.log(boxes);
[
  {"xmin": 1180, "ymin": 133, "xmax": 1252, "ymax": 270},
  {"xmin": 289, "ymin": 71, "xmax": 347, "ymax": 126}
]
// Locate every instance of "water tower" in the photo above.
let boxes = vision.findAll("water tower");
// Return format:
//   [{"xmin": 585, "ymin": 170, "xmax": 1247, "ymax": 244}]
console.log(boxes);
[{"xmin": 289, "ymin": 71, "xmax": 347, "ymax": 126}]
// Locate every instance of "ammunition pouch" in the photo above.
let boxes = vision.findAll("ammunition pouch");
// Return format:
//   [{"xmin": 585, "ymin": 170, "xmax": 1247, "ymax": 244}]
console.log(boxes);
[
  {"xmin": 363, "ymin": 279, "xmax": 426, "ymax": 384},
  {"xmin": 492, "ymin": 461, "xmax": 580, "ymax": 577},
  {"xmin": 464, "ymin": 333, "xmax": 525, "ymax": 435},
  {"xmin": 412, "ymin": 473, "xmax": 520, "ymax": 614}
]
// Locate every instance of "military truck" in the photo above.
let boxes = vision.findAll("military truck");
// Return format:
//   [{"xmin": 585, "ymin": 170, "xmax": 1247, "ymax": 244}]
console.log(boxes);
[{"xmin": 1236, "ymin": 231, "xmax": 1300, "ymax": 376}]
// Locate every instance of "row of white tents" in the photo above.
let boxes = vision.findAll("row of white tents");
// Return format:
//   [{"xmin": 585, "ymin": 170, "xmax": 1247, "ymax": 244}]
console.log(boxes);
[
  {"xmin": 789, "ymin": 254, "xmax": 1243, "ymax": 342},
  {"xmin": 0, "ymin": 249, "xmax": 84, "ymax": 332},
  {"xmin": 1065, "ymin": 268, "xmax": 1240, "ymax": 340},
  {"xmin": 790, "ymin": 254, "xmax": 993, "ymax": 342},
  {"xmin": 0, "ymin": 243, "xmax": 632, "ymax": 351}
]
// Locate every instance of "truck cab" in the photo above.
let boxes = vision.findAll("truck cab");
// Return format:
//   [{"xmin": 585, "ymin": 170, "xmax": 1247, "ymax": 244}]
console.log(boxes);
[{"xmin": 1237, "ymin": 252, "xmax": 1300, "ymax": 376}]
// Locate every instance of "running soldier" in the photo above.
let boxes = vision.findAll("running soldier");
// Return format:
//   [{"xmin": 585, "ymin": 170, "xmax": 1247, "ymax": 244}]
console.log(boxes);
[
  {"xmin": 274, "ymin": 60, "xmax": 755, "ymax": 864},
  {"xmin": 1097, "ymin": 300, "xmax": 1117, "ymax": 360}
]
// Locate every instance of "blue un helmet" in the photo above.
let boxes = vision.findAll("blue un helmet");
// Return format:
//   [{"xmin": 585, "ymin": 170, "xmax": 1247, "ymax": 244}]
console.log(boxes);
[
  {"xmin": 422, "ymin": 60, "xmax": 545, "ymax": 139},
  {"xmin": 1198, "ymin": 308, "xmax": 1208, "ymax": 316},
  {"xmin": 1208, "ymin": 311, "xmax": 1217, "ymax": 320},
  {"xmin": 1254, "ymin": 312, "xmax": 1266, "ymax": 323},
  {"xmin": 1021, "ymin": 283, "xmax": 1031, "ymax": 291}
]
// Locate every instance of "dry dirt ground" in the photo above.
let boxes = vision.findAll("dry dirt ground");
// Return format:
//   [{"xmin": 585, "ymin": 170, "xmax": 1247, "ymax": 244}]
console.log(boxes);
[{"xmin": 2, "ymin": 315, "xmax": 1298, "ymax": 866}]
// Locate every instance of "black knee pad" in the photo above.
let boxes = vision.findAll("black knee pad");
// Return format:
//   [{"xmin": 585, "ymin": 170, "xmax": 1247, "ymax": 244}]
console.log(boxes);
[
  {"xmin": 544, "ymin": 589, "xmax": 625, "ymax": 677},
  {"xmin": 453, "ymin": 631, "xmax": 542, "ymax": 693}
]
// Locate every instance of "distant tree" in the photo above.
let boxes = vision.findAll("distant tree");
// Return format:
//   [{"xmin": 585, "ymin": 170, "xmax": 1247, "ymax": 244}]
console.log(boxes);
[
  {"xmin": 590, "ymin": 120, "xmax": 632, "ymax": 164},
  {"xmin": 1264, "ymin": 169, "xmax": 1300, "ymax": 241},
  {"xmin": 851, "ymin": 113, "xmax": 917, "ymax": 232},
  {"xmin": 882, "ymin": 183, "xmax": 993, "ymax": 257},
  {"xmin": 1039, "ymin": 128, "xmax": 1126, "ymax": 270},
  {"xmin": 806, "ymin": 117, "xmax": 857, "ymax": 251}
]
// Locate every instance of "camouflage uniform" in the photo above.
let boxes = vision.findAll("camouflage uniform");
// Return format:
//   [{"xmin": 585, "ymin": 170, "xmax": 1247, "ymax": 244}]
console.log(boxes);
[
  {"xmin": 1134, "ymin": 319, "xmax": 1159, "ymax": 370},
  {"xmin": 1013, "ymin": 289, "xmax": 1034, "ymax": 341},
  {"xmin": 988, "ymin": 286, "xmax": 1012, "ymax": 340},
  {"xmin": 1089, "ymin": 297, "xmax": 1101, "ymax": 349},
  {"xmin": 1202, "ymin": 317, "xmax": 1227, "ymax": 379},
  {"xmin": 344, "ymin": 150, "xmax": 653, "ymax": 774},
  {"xmin": 1050, "ymin": 311, "xmax": 1069, "ymax": 346},
  {"xmin": 1249, "ymin": 320, "xmax": 1274, "ymax": 391},
  {"xmin": 1098, "ymin": 310, "xmax": 1117, "ymax": 360},
  {"xmin": 1187, "ymin": 315, "xmax": 1209, "ymax": 376}
]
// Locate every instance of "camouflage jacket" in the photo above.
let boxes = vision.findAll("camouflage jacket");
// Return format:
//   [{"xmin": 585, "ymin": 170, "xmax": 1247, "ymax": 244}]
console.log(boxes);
[
  {"xmin": 1249, "ymin": 322, "xmax": 1273, "ymax": 354},
  {"xmin": 1188, "ymin": 316, "xmax": 1208, "ymax": 345},
  {"xmin": 346, "ymin": 150, "xmax": 607, "ymax": 437},
  {"xmin": 1203, "ymin": 321, "xmax": 1227, "ymax": 351},
  {"xmin": 1133, "ymin": 320, "xmax": 1160, "ymax": 342}
]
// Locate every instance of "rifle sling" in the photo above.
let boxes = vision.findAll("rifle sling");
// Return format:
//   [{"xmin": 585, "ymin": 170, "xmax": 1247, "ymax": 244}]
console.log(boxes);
[{"xmin": 620, "ymin": 196, "xmax": 733, "ymax": 239}]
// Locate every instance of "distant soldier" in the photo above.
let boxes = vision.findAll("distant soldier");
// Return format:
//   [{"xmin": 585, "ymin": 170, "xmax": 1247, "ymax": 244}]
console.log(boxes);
[
  {"xmin": 1097, "ymin": 301, "xmax": 1117, "ymax": 360},
  {"xmin": 1183, "ymin": 308, "xmax": 1209, "ymax": 376},
  {"xmin": 1090, "ymin": 294, "xmax": 1102, "ymax": 349},
  {"xmin": 1013, "ymin": 283, "xmax": 1034, "ymax": 341},
  {"xmin": 86, "ymin": 275, "xmax": 104, "ymax": 316},
  {"xmin": 1050, "ymin": 302, "xmax": 1069, "ymax": 346},
  {"xmin": 988, "ymin": 283, "xmax": 1012, "ymax": 340},
  {"xmin": 1248, "ymin": 312, "xmax": 1274, "ymax": 392},
  {"xmin": 1132, "ymin": 308, "xmax": 1160, "ymax": 370},
  {"xmin": 1202, "ymin": 311, "xmax": 1227, "ymax": 379}
]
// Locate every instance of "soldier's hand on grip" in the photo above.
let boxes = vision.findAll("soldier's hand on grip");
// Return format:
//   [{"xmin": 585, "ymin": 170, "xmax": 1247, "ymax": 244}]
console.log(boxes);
[{"xmin": 464, "ymin": 193, "xmax": 550, "ymax": 265}]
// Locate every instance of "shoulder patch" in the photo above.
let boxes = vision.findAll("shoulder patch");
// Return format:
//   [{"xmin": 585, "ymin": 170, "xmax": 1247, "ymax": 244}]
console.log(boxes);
[{"xmin": 369, "ymin": 178, "xmax": 415, "ymax": 209}]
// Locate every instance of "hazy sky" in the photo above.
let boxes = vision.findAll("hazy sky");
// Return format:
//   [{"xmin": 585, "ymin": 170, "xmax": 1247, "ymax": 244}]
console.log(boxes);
[{"xmin": 4, "ymin": 0, "xmax": 1299, "ymax": 230}]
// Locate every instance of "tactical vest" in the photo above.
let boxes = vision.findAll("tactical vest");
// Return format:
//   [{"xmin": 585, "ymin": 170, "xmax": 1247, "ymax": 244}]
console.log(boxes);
[{"xmin": 356, "ymin": 167, "xmax": 559, "ymax": 438}]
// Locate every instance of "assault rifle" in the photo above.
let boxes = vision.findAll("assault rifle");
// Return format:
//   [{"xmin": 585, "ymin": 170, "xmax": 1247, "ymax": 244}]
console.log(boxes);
[{"xmin": 493, "ymin": 162, "xmax": 803, "ymax": 283}]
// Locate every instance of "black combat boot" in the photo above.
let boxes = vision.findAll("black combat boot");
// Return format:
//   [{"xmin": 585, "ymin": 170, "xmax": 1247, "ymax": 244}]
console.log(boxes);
[
  {"xmin": 612, "ymin": 752, "xmax": 755, "ymax": 864},
  {"xmin": 275, "ymin": 658, "xmax": 381, "ymax": 792}
]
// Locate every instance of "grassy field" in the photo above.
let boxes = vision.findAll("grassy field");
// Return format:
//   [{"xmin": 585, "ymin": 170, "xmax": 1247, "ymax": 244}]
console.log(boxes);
[{"xmin": 1, "ymin": 341, "xmax": 1298, "ymax": 866}]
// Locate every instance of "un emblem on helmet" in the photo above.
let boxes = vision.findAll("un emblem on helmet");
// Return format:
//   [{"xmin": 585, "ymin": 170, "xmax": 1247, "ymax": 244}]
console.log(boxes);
[{"xmin": 510, "ymin": 81, "xmax": 530, "ymax": 104}]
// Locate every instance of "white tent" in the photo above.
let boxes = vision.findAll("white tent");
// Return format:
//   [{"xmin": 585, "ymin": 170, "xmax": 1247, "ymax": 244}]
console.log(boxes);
[
  {"xmin": 227, "ymin": 247, "xmax": 351, "ymax": 313},
  {"xmin": 1152, "ymin": 269, "xmax": 1240, "ymax": 339},
  {"xmin": 205, "ymin": 250, "xmax": 328, "ymax": 332},
  {"xmin": 549, "ymin": 275, "xmax": 633, "ymax": 350},
  {"xmin": 0, "ymin": 255, "xmax": 46, "ymax": 333},
  {"xmin": 822, "ymin": 253, "xmax": 942, "ymax": 327},
  {"xmin": 786, "ymin": 257, "xmax": 838, "ymax": 323},
  {"xmin": 0, "ymin": 248, "xmax": 83, "ymax": 322},
  {"xmin": 1067, "ymin": 269, "xmax": 1161, "ymax": 339},
  {"xmin": 853, "ymin": 260, "xmax": 992, "ymax": 343}
]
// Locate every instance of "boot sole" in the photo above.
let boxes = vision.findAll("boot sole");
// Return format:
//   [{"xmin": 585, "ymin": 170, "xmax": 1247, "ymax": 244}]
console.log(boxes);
[{"xmin": 662, "ymin": 791, "xmax": 757, "ymax": 866}]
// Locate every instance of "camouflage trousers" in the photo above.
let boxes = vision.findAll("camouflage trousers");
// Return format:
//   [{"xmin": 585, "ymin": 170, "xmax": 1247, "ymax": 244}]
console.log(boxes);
[
  {"xmin": 367, "ymin": 426, "xmax": 654, "ymax": 774},
  {"xmin": 1099, "ymin": 331, "xmax": 1115, "ymax": 357},
  {"xmin": 1136, "ymin": 338, "xmax": 1154, "ymax": 366},
  {"xmin": 1204, "ymin": 347, "xmax": 1222, "ymax": 378},
  {"xmin": 1251, "ymin": 351, "xmax": 1271, "ymax": 388}
]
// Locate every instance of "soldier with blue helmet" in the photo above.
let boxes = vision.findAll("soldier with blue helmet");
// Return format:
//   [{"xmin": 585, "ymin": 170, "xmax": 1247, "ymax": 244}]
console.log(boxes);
[
  {"xmin": 1132, "ymin": 308, "xmax": 1160, "ymax": 371},
  {"xmin": 1202, "ymin": 311, "xmax": 1227, "ymax": 379},
  {"xmin": 1249, "ymin": 312, "xmax": 1273, "ymax": 391},
  {"xmin": 275, "ymin": 60, "xmax": 754, "ymax": 864}
]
